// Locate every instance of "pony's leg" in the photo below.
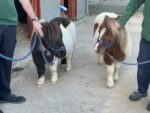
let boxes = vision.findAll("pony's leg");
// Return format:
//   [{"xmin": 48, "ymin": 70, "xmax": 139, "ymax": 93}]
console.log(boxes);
[
  {"xmin": 98, "ymin": 54, "xmax": 103, "ymax": 64},
  {"xmin": 106, "ymin": 64, "xmax": 115, "ymax": 88},
  {"xmin": 60, "ymin": 58, "xmax": 67, "ymax": 68},
  {"xmin": 32, "ymin": 54, "xmax": 45, "ymax": 87},
  {"xmin": 37, "ymin": 76, "xmax": 45, "ymax": 87},
  {"xmin": 66, "ymin": 55, "xmax": 72, "ymax": 72},
  {"xmin": 113, "ymin": 63, "xmax": 120, "ymax": 81},
  {"xmin": 50, "ymin": 58, "xmax": 58, "ymax": 84}
]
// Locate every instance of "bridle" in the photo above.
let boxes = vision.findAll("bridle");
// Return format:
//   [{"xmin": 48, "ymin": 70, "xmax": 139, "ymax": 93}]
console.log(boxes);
[
  {"xmin": 41, "ymin": 38, "xmax": 66, "ymax": 58},
  {"xmin": 95, "ymin": 27, "xmax": 113, "ymax": 55}
]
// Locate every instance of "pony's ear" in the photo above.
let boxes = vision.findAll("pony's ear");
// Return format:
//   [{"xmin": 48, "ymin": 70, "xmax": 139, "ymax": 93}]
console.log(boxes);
[
  {"xmin": 115, "ymin": 16, "xmax": 120, "ymax": 20},
  {"xmin": 93, "ymin": 23, "xmax": 99, "ymax": 35}
]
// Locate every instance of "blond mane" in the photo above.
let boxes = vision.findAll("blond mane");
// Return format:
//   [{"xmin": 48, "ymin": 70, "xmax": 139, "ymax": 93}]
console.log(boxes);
[{"xmin": 106, "ymin": 18, "xmax": 129, "ymax": 54}]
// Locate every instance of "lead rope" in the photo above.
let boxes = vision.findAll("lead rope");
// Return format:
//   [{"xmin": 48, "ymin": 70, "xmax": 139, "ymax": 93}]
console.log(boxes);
[{"xmin": 107, "ymin": 52, "xmax": 150, "ymax": 66}]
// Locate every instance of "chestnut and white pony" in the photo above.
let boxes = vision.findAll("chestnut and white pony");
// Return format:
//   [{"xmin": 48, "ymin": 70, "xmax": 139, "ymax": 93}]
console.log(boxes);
[
  {"xmin": 93, "ymin": 12, "xmax": 131, "ymax": 88},
  {"xmin": 30, "ymin": 17, "xmax": 76, "ymax": 87}
]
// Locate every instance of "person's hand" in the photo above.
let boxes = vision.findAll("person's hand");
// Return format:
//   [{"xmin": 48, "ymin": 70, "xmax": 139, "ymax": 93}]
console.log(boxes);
[{"xmin": 32, "ymin": 21, "xmax": 44, "ymax": 37}]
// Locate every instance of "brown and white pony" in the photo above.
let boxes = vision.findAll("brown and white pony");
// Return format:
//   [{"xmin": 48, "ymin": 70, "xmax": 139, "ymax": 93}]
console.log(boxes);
[
  {"xmin": 93, "ymin": 12, "xmax": 131, "ymax": 88},
  {"xmin": 30, "ymin": 17, "xmax": 76, "ymax": 87}
]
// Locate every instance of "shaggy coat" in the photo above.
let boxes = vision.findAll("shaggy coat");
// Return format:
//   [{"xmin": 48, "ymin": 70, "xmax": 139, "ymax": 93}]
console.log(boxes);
[
  {"xmin": 93, "ymin": 12, "xmax": 131, "ymax": 88},
  {"xmin": 30, "ymin": 17, "xmax": 76, "ymax": 87}
]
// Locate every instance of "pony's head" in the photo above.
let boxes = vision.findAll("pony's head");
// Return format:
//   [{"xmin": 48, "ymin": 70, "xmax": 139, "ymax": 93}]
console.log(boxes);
[
  {"xmin": 94, "ymin": 15, "xmax": 128, "ymax": 56},
  {"xmin": 41, "ymin": 21, "xmax": 66, "ymax": 58}
]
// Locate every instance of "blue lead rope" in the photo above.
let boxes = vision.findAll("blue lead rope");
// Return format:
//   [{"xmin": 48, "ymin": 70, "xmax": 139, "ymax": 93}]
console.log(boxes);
[
  {"xmin": 0, "ymin": 32, "xmax": 54, "ymax": 65},
  {"xmin": 107, "ymin": 52, "xmax": 150, "ymax": 66},
  {"xmin": 36, "ymin": 33, "xmax": 55, "ymax": 65},
  {"xmin": 0, "ymin": 34, "xmax": 37, "ymax": 62}
]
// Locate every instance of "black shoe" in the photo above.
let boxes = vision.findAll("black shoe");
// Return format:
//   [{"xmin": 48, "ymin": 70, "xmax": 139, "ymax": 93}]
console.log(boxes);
[
  {"xmin": 0, "ymin": 94, "xmax": 26, "ymax": 104},
  {"xmin": 129, "ymin": 91, "xmax": 147, "ymax": 101},
  {"xmin": 147, "ymin": 102, "xmax": 150, "ymax": 111},
  {"xmin": 0, "ymin": 110, "xmax": 3, "ymax": 113}
]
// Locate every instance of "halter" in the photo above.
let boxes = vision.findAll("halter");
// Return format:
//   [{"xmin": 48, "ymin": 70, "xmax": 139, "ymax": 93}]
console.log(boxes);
[
  {"xmin": 95, "ymin": 27, "xmax": 113, "ymax": 55},
  {"xmin": 41, "ymin": 38, "xmax": 66, "ymax": 58}
]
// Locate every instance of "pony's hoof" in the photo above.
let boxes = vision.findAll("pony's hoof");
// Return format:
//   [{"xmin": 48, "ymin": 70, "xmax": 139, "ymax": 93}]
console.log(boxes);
[
  {"xmin": 60, "ymin": 64, "xmax": 66, "ymax": 68},
  {"xmin": 51, "ymin": 79, "xmax": 58, "ymax": 84},
  {"xmin": 66, "ymin": 67, "xmax": 71, "ymax": 72},
  {"xmin": 106, "ymin": 82, "xmax": 114, "ymax": 88},
  {"xmin": 98, "ymin": 61, "xmax": 103, "ymax": 65},
  {"xmin": 51, "ymin": 77, "xmax": 58, "ymax": 84},
  {"xmin": 37, "ymin": 84, "xmax": 43, "ymax": 87},
  {"xmin": 114, "ymin": 76, "xmax": 119, "ymax": 81},
  {"xmin": 36, "ymin": 76, "xmax": 45, "ymax": 87}
]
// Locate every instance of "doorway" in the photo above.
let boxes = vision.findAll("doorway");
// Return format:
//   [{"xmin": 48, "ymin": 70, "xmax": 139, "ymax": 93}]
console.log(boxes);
[{"xmin": 61, "ymin": 0, "xmax": 76, "ymax": 20}]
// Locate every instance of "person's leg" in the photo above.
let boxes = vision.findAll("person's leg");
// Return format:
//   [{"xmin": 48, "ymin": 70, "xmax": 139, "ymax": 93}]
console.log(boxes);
[
  {"xmin": 0, "ymin": 25, "xmax": 25, "ymax": 103},
  {"xmin": 0, "ymin": 25, "xmax": 15, "ymax": 98},
  {"xmin": 0, "ymin": 109, "xmax": 3, "ymax": 113},
  {"xmin": 129, "ymin": 38, "xmax": 150, "ymax": 101}
]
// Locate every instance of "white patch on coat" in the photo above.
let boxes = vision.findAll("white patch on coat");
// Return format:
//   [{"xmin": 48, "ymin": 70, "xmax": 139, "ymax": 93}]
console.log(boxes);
[
  {"xmin": 50, "ymin": 58, "xmax": 58, "ymax": 84},
  {"xmin": 36, "ymin": 76, "xmax": 45, "ymax": 87},
  {"xmin": 93, "ymin": 12, "xmax": 118, "ymax": 46},
  {"xmin": 94, "ymin": 28, "xmax": 106, "ymax": 51},
  {"xmin": 60, "ymin": 22, "xmax": 76, "ymax": 57},
  {"xmin": 106, "ymin": 64, "xmax": 115, "ymax": 88}
]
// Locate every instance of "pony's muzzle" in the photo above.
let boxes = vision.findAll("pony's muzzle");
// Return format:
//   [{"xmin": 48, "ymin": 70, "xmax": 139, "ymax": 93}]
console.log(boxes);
[{"xmin": 54, "ymin": 47, "xmax": 66, "ymax": 58}]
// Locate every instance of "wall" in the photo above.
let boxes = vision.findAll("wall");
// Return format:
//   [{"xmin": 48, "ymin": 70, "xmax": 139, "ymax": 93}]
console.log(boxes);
[
  {"xmin": 76, "ymin": 0, "xmax": 87, "ymax": 20},
  {"xmin": 40, "ymin": 0, "xmax": 60, "ymax": 21}
]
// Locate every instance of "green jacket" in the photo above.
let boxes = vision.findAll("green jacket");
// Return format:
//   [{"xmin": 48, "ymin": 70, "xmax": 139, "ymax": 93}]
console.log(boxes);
[
  {"xmin": 0, "ymin": 0, "xmax": 18, "ymax": 25},
  {"xmin": 117, "ymin": 0, "xmax": 150, "ymax": 41}
]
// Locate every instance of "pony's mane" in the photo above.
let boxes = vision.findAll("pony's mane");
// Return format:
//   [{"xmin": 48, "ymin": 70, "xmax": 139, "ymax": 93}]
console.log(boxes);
[
  {"xmin": 42, "ymin": 21, "xmax": 62, "ymax": 43},
  {"xmin": 106, "ymin": 18, "xmax": 128, "ymax": 53}
]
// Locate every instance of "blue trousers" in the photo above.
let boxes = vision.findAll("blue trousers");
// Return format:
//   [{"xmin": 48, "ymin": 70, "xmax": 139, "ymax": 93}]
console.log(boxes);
[
  {"xmin": 137, "ymin": 38, "xmax": 150, "ymax": 94},
  {"xmin": 0, "ymin": 25, "xmax": 16, "ymax": 98}
]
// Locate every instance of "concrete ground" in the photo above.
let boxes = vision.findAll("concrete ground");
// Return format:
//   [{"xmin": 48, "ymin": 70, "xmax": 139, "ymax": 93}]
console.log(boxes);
[{"xmin": 1, "ymin": 13, "xmax": 150, "ymax": 113}]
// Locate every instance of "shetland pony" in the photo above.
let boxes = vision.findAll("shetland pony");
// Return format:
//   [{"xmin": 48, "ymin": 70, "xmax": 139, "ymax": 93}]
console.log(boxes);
[
  {"xmin": 30, "ymin": 17, "xmax": 76, "ymax": 87},
  {"xmin": 93, "ymin": 12, "xmax": 131, "ymax": 88}
]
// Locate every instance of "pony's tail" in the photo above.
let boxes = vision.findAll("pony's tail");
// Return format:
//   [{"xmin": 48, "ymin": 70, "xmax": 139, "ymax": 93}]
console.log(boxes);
[
  {"xmin": 66, "ymin": 22, "xmax": 76, "ymax": 44},
  {"xmin": 124, "ymin": 25, "xmax": 132, "ymax": 56}
]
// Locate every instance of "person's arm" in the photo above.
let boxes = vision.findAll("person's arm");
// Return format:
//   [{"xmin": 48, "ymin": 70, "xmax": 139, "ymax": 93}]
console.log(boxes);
[
  {"xmin": 117, "ymin": 0, "xmax": 145, "ymax": 26},
  {"xmin": 19, "ymin": 0, "xmax": 43, "ymax": 37}
]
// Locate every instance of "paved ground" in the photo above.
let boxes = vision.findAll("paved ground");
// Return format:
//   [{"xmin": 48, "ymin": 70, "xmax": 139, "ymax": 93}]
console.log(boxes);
[{"xmin": 1, "ymin": 12, "xmax": 150, "ymax": 113}]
